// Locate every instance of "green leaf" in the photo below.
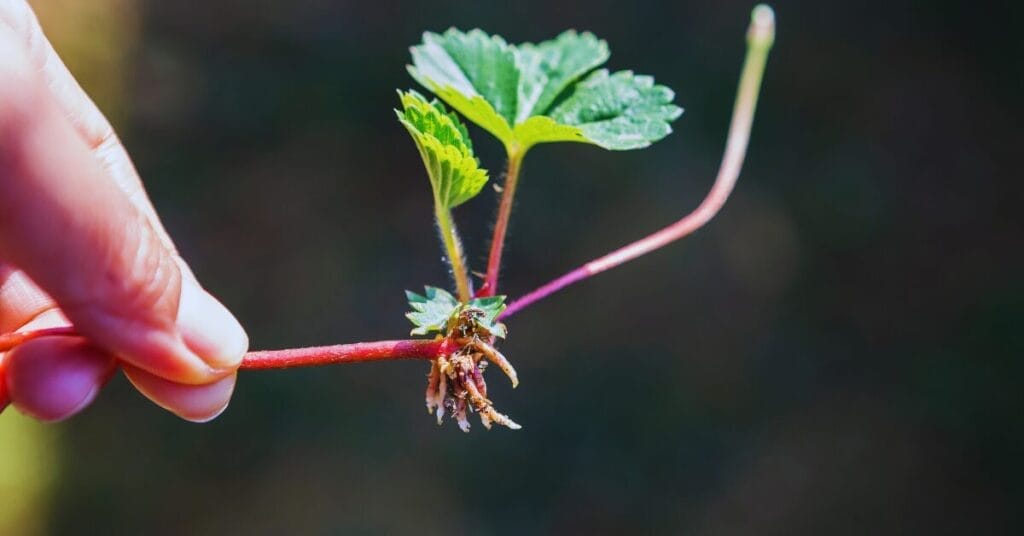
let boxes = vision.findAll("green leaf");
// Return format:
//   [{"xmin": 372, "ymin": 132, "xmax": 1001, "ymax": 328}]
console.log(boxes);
[
  {"xmin": 408, "ymin": 29, "xmax": 518, "ymax": 146},
  {"xmin": 548, "ymin": 69, "xmax": 684, "ymax": 150},
  {"xmin": 466, "ymin": 295, "xmax": 508, "ymax": 338},
  {"xmin": 514, "ymin": 30, "xmax": 610, "ymax": 123},
  {"xmin": 410, "ymin": 29, "xmax": 520, "ymax": 125},
  {"xmin": 406, "ymin": 286, "xmax": 461, "ymax": 336},
  {"xmin": 405, "ymin": 287, "xmax": 508, "ymax": 338},
  {"xmin": 408, "ymin": 28, "xmax": 680, "ymax": 152},
  {"xmin": 396, "ymin": 90, "xmax": 489, "ymax": 209}
]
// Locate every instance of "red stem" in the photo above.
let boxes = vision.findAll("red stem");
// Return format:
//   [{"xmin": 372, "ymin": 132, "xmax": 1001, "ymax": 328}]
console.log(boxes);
[
  {"xmin": 482, "ymin": 149, "xmax": 524, "ymax": 296},
  {"xmin": 0, "ymin": 326, "xmax": 78, "ymax": 351},
  {"xmin": 0, "ymin": 328, "xmax": 448, "ymax": 368},
  {"xmin": 241, "ymin": 339, "xmax": 449, "ymax": 369},
  {"xmin": 0, "ymin": 328, "xmax": 451, "ymax": 408}
]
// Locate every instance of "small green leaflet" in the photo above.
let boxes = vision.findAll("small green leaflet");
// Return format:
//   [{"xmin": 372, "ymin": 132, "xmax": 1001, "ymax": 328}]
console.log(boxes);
[
  {"xmin": 548, "ymin": 70, "xmax": 684, "ymax": 150},
  {"xmin": 395, "ymin": 90, "xmax": 489, "ymax": 209},
  {"xmin": 408, "ymin": 28, "xmax": 682, "ymax": 152},
  {"xmin": 465, "ymin": 295, "xmax": 508, "ymax": 338},
  {"xmin": 405, "ymin": 286, "xmax": 461, "ymax": 336},
  {"xmin": 406, "ymin": 286, "xmax": 508, "ymax": 338}
]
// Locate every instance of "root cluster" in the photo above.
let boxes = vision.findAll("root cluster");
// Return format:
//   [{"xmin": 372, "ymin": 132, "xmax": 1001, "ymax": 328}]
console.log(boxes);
[{"xmin": 425, "ymin": 335, "xmax": 519, "ymax": 431}]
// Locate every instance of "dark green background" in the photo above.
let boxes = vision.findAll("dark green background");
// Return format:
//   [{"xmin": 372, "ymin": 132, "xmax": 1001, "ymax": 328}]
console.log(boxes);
[{"xmin": 18, "ymin": 0, "xmax": 1024, "ymax": 533}]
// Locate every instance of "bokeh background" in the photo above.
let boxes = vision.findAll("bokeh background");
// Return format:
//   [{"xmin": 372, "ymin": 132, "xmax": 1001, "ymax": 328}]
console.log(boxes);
[{"xmin": 2, "ymin": 0, "xmax": 1022, "ymax": 533}]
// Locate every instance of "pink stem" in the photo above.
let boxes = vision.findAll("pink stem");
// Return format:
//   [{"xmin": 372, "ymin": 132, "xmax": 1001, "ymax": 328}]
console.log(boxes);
[
  {"xmin": 501, "ymin": 268, "xmax": 589, "ymax": 318},
  {"xmin": 501, "ymin": 157, "xmax": 739, "ymax": 318},
  {"xmin": 502, "ymin": 7, "xmax": 775, "ymax": 320}
]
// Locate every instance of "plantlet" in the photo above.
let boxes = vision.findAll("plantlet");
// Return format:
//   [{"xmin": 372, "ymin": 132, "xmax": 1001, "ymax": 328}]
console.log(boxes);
[{"xmin": 0, "ymin": 6, "xmax": 776, "ymax": 431}]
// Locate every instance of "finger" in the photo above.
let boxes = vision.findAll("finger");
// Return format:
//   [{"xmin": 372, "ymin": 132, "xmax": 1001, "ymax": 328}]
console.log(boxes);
[
  {"xmin": 0, "ymin": 0, "xmax": 174, "ymax": 248},
  {"xmin": 5, "ymin": 336, "xmax": 117, "ymax": 422},
  {"xmin": 0, "ymin": 285, "xmax": 67, "ymax": 415},
  {"xmin": 123, "ymin": 364, "xmax": 236, "ymax": 423},
  {"xmin": 0, "ymin": 0, "xmax": 110, "ymax": 150},
  {"xmin": 1, "ymin": 308, "xmax": 110, "ymax": 420},
  {"xmin": 0, "ymin": 29, "xmax": 247, "ymax": 384}
]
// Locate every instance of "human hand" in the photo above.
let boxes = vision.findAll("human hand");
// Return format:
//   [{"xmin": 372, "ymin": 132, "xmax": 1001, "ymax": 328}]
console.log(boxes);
[{"xmin": 0, "ymin": 0, "xmax": 248, "ymax": 422}]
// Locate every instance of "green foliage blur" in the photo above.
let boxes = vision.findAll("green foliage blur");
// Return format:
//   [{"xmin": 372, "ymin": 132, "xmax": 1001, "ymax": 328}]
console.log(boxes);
[{"xmin": 2, "ymin": 0, "xmax": 1022, "ymax": 533}]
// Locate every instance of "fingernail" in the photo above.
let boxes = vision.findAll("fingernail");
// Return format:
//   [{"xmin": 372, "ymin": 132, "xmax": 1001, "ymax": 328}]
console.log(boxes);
[
  {"xmin": 176, "ymin": 280, "xmax": 248, "ymax": 369},
  {"xmin": 184, "ymin": 398, "xmax": 231, "ymax": 424}
]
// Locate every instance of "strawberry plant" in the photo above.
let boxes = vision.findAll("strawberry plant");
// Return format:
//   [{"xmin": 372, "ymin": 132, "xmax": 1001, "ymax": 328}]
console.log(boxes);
[{"xmin": 0, "ymin": 6, "xmax": 776, "ymax": 431}]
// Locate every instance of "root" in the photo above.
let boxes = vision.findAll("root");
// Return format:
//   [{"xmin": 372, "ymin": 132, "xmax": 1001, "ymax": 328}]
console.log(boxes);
[{"xmin": 423, "ymin": 336, "xmax": 520, "ymax": 432}]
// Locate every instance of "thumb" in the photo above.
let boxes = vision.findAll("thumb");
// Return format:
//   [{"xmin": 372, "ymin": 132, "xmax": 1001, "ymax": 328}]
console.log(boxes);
[{"xmin": 0, "ymin": 32, "xmax": 247, "ymax": 384}]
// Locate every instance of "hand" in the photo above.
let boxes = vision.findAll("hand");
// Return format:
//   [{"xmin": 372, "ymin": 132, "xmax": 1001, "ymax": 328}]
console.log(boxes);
[{"xmin": 0, "ymin": 0, "xmax": 248, "ymax": 422}]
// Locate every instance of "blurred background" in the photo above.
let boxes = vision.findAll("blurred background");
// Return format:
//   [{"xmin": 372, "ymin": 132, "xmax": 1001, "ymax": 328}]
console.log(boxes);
[{"xmin": 2, "ymin": 0, "xmax": 1022, "ymax": 533}]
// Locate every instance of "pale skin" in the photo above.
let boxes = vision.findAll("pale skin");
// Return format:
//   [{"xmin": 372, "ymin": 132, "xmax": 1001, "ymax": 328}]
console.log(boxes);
[{"xmin": 0, "ymin": 0, "xmax": 249, "ymax": 422}]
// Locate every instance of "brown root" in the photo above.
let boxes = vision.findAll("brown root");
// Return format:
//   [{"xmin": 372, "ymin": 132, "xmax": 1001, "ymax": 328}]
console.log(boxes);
[{"xmin": 425, "ymin": 336, "xmax": 520, "ymax": 432}]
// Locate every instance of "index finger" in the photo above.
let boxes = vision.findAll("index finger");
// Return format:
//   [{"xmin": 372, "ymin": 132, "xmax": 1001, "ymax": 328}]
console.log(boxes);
[{"xmin": 0, "ymin": 0, "xmax": 176, "ymax": 251}]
